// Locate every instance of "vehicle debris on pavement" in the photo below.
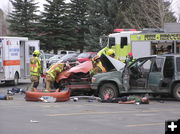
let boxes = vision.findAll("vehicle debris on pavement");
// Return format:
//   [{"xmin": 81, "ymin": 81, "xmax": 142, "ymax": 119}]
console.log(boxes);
[
  {"xmin": 25, "ymin": 88, "xmax": 70, "ymax": 102},
  {"xmin": 39, "ymin": 96, "xmax": 56, "ymax": 103},
  {"xmin": 30, "ymin": 120, "xmax": 39, "ymax": 123},
  {"xmin": 0, "ymin": 94, "xmax": 13, "ymax": 100},
  {"xmin": 72, "ymin": 97, "xmax": 78, "ymax": 102},
  {"xmin": 70, "ymin": 96, "xmax": 101, "ymax": 102},
  {"xmin": 7, "ymin": 87, "xmax": 26, "ymax": 95}
]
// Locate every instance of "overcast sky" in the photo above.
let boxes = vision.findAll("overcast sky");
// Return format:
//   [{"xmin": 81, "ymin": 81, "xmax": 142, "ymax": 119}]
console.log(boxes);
[
  {"xmin": 170, "ymin": 0, "xmax": 180, "ymax": 22},
  {"xmin": 0, "ymin": 0, "xmax": 179, "ymax": 22},
  {"xmin": 0, "ymin": 0, "xmax": 70, "ymax": 13}
]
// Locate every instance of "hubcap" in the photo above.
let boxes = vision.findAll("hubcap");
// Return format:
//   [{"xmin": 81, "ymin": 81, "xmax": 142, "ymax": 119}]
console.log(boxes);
[
  {"xmin": 103, "ymin": 87, "xmax": 114, "ymax": 98},
  {"xmin": 14, "ymin": 74, "xmax": 19, "ymax": 85},
  {"xmin": 176, "ymin": 87, "xmax": 180, "ymax": 98},
  {"xmin": 15, "ymin": 79, "xmax": 18, "ymax": 85}
]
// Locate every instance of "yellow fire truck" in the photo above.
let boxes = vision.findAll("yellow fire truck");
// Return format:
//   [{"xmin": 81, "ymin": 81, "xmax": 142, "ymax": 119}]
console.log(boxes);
[{"xmin": 99, "ymin": 28, "xmax": 180, "ymax": 60}]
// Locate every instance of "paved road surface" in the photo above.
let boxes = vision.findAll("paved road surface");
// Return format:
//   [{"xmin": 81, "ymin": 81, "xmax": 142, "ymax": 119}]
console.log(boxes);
[{"xmin": 0, "ymin": 80, "xmax": 180, "ymax": 134}]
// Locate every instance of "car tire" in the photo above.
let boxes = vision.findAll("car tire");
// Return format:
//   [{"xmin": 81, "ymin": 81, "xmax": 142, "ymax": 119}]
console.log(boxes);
[
  {"xmin": 173, "ymin": 84, "xmax": 180, "ymax": 100},
  {"xmin": 99, "ymin": 83, "xmax": 118, "ymax": 99}
]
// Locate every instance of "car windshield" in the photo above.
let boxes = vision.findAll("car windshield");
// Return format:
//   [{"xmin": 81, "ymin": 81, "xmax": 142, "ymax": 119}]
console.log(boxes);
[
  {"xmin": 77, "ymin": 53, "xmax": 91, "ymax": 58},
  {"xmin": 45, "ymin": 54, "xmax": 54, "ymax": 59},
  {"xmin": 50, "ymin": 55, "xmax": 61, "ymax": 60}
]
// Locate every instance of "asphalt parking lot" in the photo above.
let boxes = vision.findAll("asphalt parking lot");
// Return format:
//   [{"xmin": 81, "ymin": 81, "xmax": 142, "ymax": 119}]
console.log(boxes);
[{"xmin": 0, "ymin": 80, "xmax": 180, "ymax": 134}]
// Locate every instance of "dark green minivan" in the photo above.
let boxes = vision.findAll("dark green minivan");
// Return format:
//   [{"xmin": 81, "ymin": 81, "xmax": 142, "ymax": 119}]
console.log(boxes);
[{"xmin": 91, "ymin": 54, "xmax": 180, "ymax": 100}]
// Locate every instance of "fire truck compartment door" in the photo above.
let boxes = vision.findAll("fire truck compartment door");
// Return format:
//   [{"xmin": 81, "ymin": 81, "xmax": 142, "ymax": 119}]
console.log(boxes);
[{"xmin": 131, "ymin": 41, "xmax": 151, "ymax": 59}]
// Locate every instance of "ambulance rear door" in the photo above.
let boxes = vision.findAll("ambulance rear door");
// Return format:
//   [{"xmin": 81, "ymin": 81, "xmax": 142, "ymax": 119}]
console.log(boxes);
[
  {"xmin": 24, "ymin": 40, "xmax": 40, "ymax": 77},
  {"xmin": 4, "ymin": 38, "xmax": 20, "ymax": 81}
]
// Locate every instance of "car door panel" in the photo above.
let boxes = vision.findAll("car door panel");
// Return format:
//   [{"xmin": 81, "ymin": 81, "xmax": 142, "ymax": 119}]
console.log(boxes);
[{"xmin": 148, "ymin": 57, "xmax": 165, "ymax": 91}]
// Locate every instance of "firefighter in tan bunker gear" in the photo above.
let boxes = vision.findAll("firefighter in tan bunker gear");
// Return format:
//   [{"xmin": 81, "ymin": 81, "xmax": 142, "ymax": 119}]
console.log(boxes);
[
  {"xmin": 90, "ymin": 55, "xmax": 106, "ymax": 76},
  {"xmin": 45, "ymin": 63, "xmax": 70, "ymax": 92},
  {"xmin": 29, "ymin": 50, "xmax": 41, "ymax": 91}
]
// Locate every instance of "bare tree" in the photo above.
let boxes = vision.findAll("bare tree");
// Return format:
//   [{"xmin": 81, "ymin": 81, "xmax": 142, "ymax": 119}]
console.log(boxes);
[
  {"xmin": 0, "ymin": 9, "xmax": 8, "ymax": 36},
  {"xmin": 122, "ymin": 0, "xmax": 176, "ymax": 29}
]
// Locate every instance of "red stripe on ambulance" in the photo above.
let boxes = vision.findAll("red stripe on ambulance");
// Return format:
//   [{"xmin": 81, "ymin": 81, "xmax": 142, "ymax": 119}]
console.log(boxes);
[{"xmin": 3, "ymin": 60, "xmax": 20, "ymax": 66}]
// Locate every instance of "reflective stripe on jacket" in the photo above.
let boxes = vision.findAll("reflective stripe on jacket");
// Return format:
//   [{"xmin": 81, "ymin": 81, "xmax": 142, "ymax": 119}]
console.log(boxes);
[
  {"xmin": 97, "ymin": 62, "xmax": 106, "ymax": 72},
  {"xmin": 30, "ymin": 56, "xmax": 41, "ymax": 76},
  {"xmin": 125, "ymin": 58, "xmax": 135, "ymax": 65},
  {"xmin": 46, "ymin": 63, "xmax": 64, "ymax": 81},
  {"xmin": 90, "ymin": 61, "xmax": 106, "ymax": 75}
]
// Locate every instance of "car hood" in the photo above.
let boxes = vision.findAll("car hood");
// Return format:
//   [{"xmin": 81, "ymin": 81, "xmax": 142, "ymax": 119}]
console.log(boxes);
[
  {"xmin": 100, "ymin": 54, "xmax": 125, "ymax": 72},
  {"xmin": 56, "ymin": 61, "xmax": 93, "ymax": 82}
]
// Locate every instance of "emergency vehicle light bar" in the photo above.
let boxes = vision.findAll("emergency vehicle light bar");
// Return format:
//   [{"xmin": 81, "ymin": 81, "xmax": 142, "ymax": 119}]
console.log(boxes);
[{"xmin": 113, "ymin": 29, "xmax": 137, "ymax": 32}]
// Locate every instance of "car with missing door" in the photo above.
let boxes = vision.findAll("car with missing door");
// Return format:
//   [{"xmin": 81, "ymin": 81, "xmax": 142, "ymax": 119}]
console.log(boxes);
[{"xmin": 91, "ymin": 54, "xmax": 180, "ymax": 100}]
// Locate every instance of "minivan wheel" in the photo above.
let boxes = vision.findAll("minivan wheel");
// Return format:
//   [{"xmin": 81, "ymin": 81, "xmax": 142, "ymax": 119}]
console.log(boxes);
[
  {"xmin": 12, "ymin": 73, "xmax": 19, "ymax": 86},
  {"xmin": 173, "ymin": 84, "xmax": 180, "ymax": 100},
  {"xmin": 99, "ymin": 83, "xmax": 118, "ymax": 100}
]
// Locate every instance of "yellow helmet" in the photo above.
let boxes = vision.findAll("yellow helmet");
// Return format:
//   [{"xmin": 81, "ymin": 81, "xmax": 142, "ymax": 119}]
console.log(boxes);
[
  {"xmin": 33, "ymin": 50, "xmax": 40, "ymax": 56},
  {"xmin": 106, "ymin": 49, "xmax": 115, "ymax": 56}
]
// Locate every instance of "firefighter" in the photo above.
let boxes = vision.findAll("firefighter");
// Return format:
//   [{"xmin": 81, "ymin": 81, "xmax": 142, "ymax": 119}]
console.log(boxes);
[
  {"xmin": 98, "ymin": 48, "xmax": 115, "ymax": 56},
  {"xmin": 125, "ymin": 52, "xmax": 135, "ymax": 65},
  {"xmin": 97, "ymin": 46, "xmax": 109, "ymax": 56},
  {"xmin": 106, "ymin": 49, "xmax": 115, "ymax": 58},
  {"xmin": 89, "ymin": 55, "xmax": 106, "ymax": 76},
  {"xmin": 29, "ymin": 50, "xmax": 41, "ymax": 91},
  {"xmin": 45, "ymin": 63, "xmax": 70, "ymax": 92},
  {"xmin": 98, "ymin": 48, "xmax": 118, "ymax": 59}
]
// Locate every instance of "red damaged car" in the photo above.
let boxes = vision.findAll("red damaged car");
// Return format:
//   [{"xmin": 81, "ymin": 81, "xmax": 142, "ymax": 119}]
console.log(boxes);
[
  {"xmin": 54, "ymin": 54, "xmax": 120, "ymax": 96},
  {"xmin": 54, "ymin": 61, "xmax": 93, "ymax": 95}
]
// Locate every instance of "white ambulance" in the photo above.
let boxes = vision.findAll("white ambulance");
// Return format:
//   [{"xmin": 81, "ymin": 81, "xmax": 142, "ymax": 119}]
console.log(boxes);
[{"xmin": 0, "ymin": 37, "xmax": 40, "ymax": 85}]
